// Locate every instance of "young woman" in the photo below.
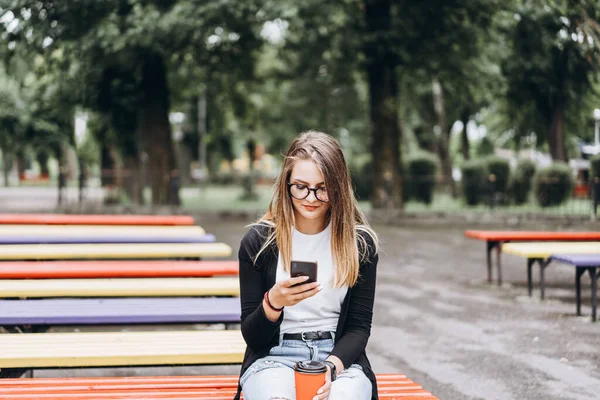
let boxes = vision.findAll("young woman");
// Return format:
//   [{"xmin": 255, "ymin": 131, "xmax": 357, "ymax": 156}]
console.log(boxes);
[{"xmin": 235, "ymin": 131, "xmax": 379, "ymax": 400}]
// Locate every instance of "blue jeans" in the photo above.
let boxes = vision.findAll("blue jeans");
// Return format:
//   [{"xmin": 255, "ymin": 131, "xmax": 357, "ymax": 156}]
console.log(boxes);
[{"xmin": 240, "ymin": 335, "xmax": 371, "ymax": 400}]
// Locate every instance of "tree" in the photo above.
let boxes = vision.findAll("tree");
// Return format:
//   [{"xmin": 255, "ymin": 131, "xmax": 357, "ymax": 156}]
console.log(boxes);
[
  {"xmin": 502, "ymin": 0, "xmax": 600, "ymax": 161},
  {"xmin": 1, "ymin": 0, "xmax": 267, "ymax": 205}
]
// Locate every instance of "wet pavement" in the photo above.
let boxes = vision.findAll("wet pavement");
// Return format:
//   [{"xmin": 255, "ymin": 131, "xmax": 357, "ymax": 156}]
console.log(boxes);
[{"xmin": 34, "ymin": 219, "xmax": 600, "ymax": 400}]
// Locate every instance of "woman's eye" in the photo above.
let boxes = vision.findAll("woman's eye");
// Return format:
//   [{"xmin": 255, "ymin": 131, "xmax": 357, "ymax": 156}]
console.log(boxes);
[
  {"xmin": 317, "ymin": 187, "xmax": 326, "ymax": 192},
  {"xmin": 295, "ymin": 184, "xmax": 307, "ymax": 190}
]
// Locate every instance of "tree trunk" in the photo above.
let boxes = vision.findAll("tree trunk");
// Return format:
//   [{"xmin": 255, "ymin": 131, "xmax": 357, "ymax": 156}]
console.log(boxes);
[
  {"xmin": 16, "ymin": 150, "xmax": 27, "ymax": 183},
  {"xmin": 37, "ymin": 151, "xmax": 50, "ymax": 178},
  {"xmin": 432, "ymin": 78, "xmax": 456, "ymax": 196},
  {"xmin": 122, "ymin": 156, "xmax": 141, "ymax": 204},
  {"xmin": 547, "ymin": 106, "xmax": 567, "ymax": 161},
  {"xmin": 138, "ymin": 52, "xmax": 178, "ymax": 205},
  {"xmin": 364, "ymin": 0, "xmax": 403, "ymax": 210},
  {"xmin": 461, "ymin": 110, "xmax": 470, "ymax": 161},
  {"xmin": 2, "ymin": 150, "xmax": 11, "ymax": 187}
]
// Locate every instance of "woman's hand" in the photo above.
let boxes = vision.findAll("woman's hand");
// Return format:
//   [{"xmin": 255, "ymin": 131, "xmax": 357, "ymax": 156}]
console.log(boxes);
[
  {"xmin": 314, "ymin": 365, "xmax": 332, "ymax": 400},
  {"xmin": 268, "ymin": 276, "xmax": 321, "ymax": 309}
]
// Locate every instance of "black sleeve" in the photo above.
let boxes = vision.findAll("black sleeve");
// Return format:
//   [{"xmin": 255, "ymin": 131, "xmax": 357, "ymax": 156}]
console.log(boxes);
[
  {"xmin": 238, "ymin": 227, "xmax": 283, "ymax": 352},
  {"xmin": 329, "ymin": 233, "xmax": 378, "ymax": 369}
]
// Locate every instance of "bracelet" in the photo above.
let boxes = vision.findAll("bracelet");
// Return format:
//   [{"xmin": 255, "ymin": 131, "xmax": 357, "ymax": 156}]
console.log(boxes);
[{"xmin": 264, "ymin": 290, "xmax": 284, "ymax": 312}]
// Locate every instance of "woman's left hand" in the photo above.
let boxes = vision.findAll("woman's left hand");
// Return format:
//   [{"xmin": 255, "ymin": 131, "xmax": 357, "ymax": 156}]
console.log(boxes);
[{"xmin": 313, "ymin": 366, "xmax": 332, "ymax": 400}]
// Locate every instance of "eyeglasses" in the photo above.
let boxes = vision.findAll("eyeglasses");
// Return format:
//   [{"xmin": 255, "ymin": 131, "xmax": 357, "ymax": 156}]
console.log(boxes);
[{"xmin": 287, "ymin": 183, "xmax": 329, "ymax": 202}]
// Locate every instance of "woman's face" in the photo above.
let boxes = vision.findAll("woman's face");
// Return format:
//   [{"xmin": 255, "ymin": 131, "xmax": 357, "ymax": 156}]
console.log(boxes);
[{"xmin": 288, "ymin": 159, "xmax": 330, "ymax": 224}]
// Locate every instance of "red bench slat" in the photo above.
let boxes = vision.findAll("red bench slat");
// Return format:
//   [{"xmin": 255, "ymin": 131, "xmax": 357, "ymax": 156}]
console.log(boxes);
[
  {"xmin": 0, "ymin": 214, "xmax": 195, "ymax": 226},
  {"xmin": 465, "ymin": 230, "xmax": 600, "ymax": 242},
  {"xmin": 0, "ymin": 260, "xmax": 239, "ymax": 279},
  {"xmin": 0, "ymin": 374, "xmax": 438, "ymax": 399}
]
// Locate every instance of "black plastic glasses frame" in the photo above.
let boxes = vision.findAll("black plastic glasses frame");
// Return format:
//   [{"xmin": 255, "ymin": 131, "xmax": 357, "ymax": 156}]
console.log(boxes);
[{"xmin": 287, "ymin": 183, "xmax": 329, "ymax": 202}]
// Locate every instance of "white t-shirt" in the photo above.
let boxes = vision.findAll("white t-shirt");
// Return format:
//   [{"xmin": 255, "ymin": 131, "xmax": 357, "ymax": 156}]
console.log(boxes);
[{"xmin": 276, "ymin": 222, "xmax": 348, "ymax": 334}]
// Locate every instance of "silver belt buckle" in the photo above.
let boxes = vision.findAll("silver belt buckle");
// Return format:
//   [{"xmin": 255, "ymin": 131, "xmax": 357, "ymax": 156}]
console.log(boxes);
[{"xmin": 301, "ymin": 331, "xmax": 310, "ymax": 341}]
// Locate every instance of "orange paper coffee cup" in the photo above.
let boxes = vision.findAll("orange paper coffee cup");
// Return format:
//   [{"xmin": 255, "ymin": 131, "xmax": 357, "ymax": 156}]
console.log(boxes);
[{"xmin": 294, "ymin": 360, "xmax": 327, "ymax": 400}]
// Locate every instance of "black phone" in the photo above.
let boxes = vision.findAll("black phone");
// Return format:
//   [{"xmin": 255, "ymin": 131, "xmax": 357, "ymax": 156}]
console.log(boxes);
[{"xmin": 291, "ymin": 260, "xmax": 318, "ymax": 285}]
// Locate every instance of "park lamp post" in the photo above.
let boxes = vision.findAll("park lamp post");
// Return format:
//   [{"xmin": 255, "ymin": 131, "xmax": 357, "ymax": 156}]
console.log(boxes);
[{"xmin": 593, "ymin": 109, "xmax": 600, "ymax": 218}]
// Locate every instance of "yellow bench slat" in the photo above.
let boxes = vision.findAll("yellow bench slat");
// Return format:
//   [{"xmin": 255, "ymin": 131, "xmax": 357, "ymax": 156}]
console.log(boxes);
[
  {"xmin": 0, "ymin": 331, "xmax": 245, "ymax": 368},
  {"xmin": 502, "ymin": 241, "xmax": 600, "ymax": 258},
  {"xmin": 0, "ymin": 225, "xmax": 206, "ymax": 236},
  {"xmin": 0, "ymin": 243, "xmax": 231, "ymax": 260},
  {"xmin": 0, "ymin": 277, "xmax": 240, "ymax": 297}
]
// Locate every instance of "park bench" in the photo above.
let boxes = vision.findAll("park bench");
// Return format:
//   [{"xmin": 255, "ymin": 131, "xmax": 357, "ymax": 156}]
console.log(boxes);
[
  {"xmin": 0, "ymin": 260, "xmax": 239, "ymax": 278},
  {"xmin": 0, "ymin": 277, "xmax": 240, "ymax": 298},
  {"xmin": 0, "ymin": 330, "xmax": 246, "ymax": 378},
  {"xmin": 549, "ymin": 254, "xmax": 600, "ymax": 322},
  {"xmin": 0, "ymin": 242, "xmax": 231, "ymax": 260},
  {"xmin": 0, "ymin": 224, "xmax": 206, "ymax": 236},
  {"xmin": 0, "ymin": 213, "xmax": 195, "ymax": 226},
  {"xmin": 464, "ymin": 230, "xmax": 600, "ymax": 285},
  {"xmin": 0, "ymin": 233, "xmax": 216, "ymax": 244},
  {"xmin": 502, "ymin": 242, "xmax": 600, "ymax": 321},
  {"xmin": 0, "ymin": 374, "xmax": 439, "ymax": 399},
  {"xmin": 0, "ymin": 224, "xmax": 212, "ymax": 243},
  {"xmin": 0, "ymin": 297, "xmax": 240, "ymax": 327}
]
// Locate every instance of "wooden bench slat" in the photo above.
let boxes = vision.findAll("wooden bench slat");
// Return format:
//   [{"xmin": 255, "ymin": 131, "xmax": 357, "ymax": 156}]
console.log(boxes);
[
  {"xmin": 0, "ymin": 243, "xmax": 231, "ymax": 260},
  {"xmin": 0, "ymin": 374, "xmax": 438, "ymax": 399},
  {"xmin": 465, "ymin": 230, "xmax": 600, "ymax": 241},
  {"xmin": 0, "ymin": 214, "xmax": 195, "ymax": 226},
  {"xmin": 0, "ymin": 297, "xmax": 240, "ymax": 325},
  {"xmin": 0, "ymin": 277, "xmax": 239, "ymax": 298},
  {"xmin": 0, "ymin": 331, "xmax": 245, "ymax": 368},
  {"xmin": 550, "ymin": 254, "xmax": 600, "ymax": 267},
  {"xmin": 0, "ymin": 225, "xmax": 206, "ymax": 236},
  {"xmin": 0, "ymin": 260, "xmax": 239, "ymax": 279},
  {"xmin": 0, "ymin": 234, "xmax": 216, "ymax": 245},
  {"xmin": 502, "ymin": 242, "xmax": 600, "ymax": 258}
]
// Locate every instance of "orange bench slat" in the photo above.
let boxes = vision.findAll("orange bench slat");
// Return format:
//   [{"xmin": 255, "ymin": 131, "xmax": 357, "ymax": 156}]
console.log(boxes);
[
  {"xmin": 0, "ymin": 260, "xmax": 239, "ymax": 279},
  {"xmin": 0, "ymin": 374, "xmax": 438, "ymax": 399},
  {"xmin": 465, "ymin": 230, "xmax": 600, "ymax": 242},
  {"xmin": 0, "ymin": 214, "xmax": 195, "ymax": 226}
]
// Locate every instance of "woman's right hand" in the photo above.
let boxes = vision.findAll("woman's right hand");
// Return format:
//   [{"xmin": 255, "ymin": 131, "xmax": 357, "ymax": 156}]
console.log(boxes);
[{"xmin": 268, "ymin": 276, "xmax": 322, "ymax": 309}]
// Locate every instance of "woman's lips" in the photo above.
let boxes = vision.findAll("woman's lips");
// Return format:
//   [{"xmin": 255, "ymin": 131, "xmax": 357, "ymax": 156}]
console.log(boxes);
[{"xmin": 303, "ymin": 205, "xmax": 319, "ymax": 211}]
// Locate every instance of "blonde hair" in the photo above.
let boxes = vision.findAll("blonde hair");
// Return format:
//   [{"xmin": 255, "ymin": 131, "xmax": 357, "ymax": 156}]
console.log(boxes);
[{"xmin": 252, "ymin": 130, "xmax": 378, "ymax": 288}]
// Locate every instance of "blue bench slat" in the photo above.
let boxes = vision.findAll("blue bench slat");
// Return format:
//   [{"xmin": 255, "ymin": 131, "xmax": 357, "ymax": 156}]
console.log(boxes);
[
  {"xmin": 550, "ymin": 254, "xmax": 600, "ymax": 267},
  {"xmin": 0, "ymin": 297, "xmax": 240, "ymax": 325},
  {"xmin": 0, "ymin": 234, "xmax": 216, "ymax": 245}
]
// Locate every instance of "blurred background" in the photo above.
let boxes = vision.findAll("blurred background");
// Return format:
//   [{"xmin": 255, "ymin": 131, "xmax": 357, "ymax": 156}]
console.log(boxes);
[{"xmin": 0, "ymin": 0, "xmax": 599, "ymax": 216}]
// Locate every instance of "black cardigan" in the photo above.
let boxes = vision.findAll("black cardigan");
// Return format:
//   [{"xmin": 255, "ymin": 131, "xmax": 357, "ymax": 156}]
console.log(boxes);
[{"xmin": 234, "ymin": 224, "xmax": 379, "ymax": 400}]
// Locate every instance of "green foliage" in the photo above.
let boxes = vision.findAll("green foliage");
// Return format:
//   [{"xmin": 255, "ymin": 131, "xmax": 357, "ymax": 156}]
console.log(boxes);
[
  {"xmin": 484, "ymin": 155, "xmax": 510, "ymax": 196},
  {"xmin": 461, "ymin": 160, "xmax": 487, "ymax": 205},
  {"xmin": 510, "ymin": 158, "xmax": 537, "ymax": 205},
  {"xmin": 476, "ymin": 136, "xmax": 495, "ymax": 157},
  {"xmin": 406, "ymin": 152, "xmax": 438, "ymax": 204},
  {"xmin": 350, "ymin": 158, "xmax": 372, "ymax": 202},
  {"xmin": 501, "ymin": 0, "xmax": 600, "ymax": 156},
  {"xmin": 534, "ymin": 162, "xmax": 574, "ymax": 207}
]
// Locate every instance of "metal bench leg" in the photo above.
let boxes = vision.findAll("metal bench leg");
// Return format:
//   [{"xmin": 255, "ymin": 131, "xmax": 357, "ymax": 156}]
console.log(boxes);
[
  {"xmin": 576, "ymin": 268, "xmax": 586, "ymax": 316},
  {"xmin": 590, "ymin": 267, "xmax": 598, "ymax": 322},
  {"xmin": 539, "ymin": 259, "xmax": 551, "ymax": 300},
  {"xmin": 527, "ymin": 258, "xmax": 535, "ymax": 297},
  {"xmin": 486, "ymin": 241, "xmax": 494, "ymax": 283},
  {"xmin": 496, "ymin": 243, "xmax": 503, "ymax": 286}
]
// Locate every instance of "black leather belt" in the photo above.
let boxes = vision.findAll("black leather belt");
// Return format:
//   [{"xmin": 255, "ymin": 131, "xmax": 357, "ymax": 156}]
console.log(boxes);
[{"xmin": 282, "ymin": 331, "xmax": 333, "ymax": 341}]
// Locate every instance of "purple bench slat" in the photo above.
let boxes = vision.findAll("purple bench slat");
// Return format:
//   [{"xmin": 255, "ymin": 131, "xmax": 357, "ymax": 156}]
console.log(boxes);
[
  {"xmin": 0, "ymin": 234, "xmax": 216, "ymax": 245},
  {"xmin": 0, "ymin": 297, "xmax": 240, "ymax": 325},
  {"xmin": 550, "ymin": 254, "xmax": 600, "ymax": 267}
]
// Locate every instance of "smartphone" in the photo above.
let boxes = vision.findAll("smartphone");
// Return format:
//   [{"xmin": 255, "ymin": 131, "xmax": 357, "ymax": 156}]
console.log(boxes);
[{"xmin": 291, "ymin": 260, "xmax": 318, "ymax": 285}]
